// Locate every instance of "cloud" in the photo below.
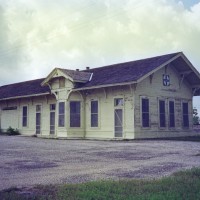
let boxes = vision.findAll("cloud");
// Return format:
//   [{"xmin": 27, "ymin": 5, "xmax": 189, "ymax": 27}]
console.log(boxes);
[{"xmin": 0, "ymin": 0, "xmax": 200, "ymax": 86}]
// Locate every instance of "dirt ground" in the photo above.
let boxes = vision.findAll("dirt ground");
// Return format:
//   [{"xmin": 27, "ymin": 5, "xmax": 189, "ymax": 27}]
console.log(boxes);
[{"xmin": 0, "ymin": 135, "xmax": 200, "ymax": 190}]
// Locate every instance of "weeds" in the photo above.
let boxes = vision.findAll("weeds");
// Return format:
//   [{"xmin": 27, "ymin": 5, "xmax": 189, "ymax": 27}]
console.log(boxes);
[{"xmin": 1, "ymin": 168, "xmax": 200, "ymax": 200}]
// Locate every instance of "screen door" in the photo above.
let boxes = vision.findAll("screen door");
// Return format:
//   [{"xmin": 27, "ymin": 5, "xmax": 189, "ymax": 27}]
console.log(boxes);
[{"xmin": 114, "ymin": 109, "xmax": 123, "ymax": 137}]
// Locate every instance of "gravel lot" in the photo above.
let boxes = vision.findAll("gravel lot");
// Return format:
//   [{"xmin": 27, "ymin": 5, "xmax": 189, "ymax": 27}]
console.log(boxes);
[{"xmin": 0, "ymin": 136, "xmax": 200, "ymax": 190}]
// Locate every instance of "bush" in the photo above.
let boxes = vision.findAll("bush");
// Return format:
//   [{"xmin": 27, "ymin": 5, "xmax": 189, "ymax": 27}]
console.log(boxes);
[
  {"xmin": 6, "ymin": 127, "xmax": 20, "ymax": 136},
  {"xmin": 0, "ymin": 128, "xmax": 7, "ymax": 135}
]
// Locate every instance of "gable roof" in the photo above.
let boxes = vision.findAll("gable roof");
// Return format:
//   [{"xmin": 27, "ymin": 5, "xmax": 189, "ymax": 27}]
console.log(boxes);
[
  {"xmin": 41, "ymin": 68, "xmax": 92, "ymax": 86},
  {"xmin": 0, "ymin": 52, "xmax": 200, "ymax": 101},
  {"xmin": 74, "ymin": 52, "xmax": 200, "ymax": 92},
  {"xmin": 77, "ymin": 52, "xmax": 181, "ymax": 89},
  {"xmin": 58, "ymin": 68, "xmax": 92, "ymax": 82},
  {"xmin": 0, "ymin": 78, "xmax": 50, "ymax": 101}
]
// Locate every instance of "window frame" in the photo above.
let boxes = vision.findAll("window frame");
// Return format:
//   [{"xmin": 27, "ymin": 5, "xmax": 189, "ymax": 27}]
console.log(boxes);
[
  {"xmin": 22, "ymin": 105, "xmax": 28, "ymax": 127},
  {"xmin": 70, "ymin": 101, "xmax": 81, "ymax": 128},
  {"xmin": 50, "ymin": 104, "xmax": 56, "ymax": 111},
  {"xmin": 114, "ymin": 97, "xmax": 124, "ymax": 137},
  {"xmin": 58, "ymin": 102, "xmax": 65, "ymax": 127},
  {"xmin": 141, "ymin": 97, "xmax": 150, "ymax": 128},
  {"xmin": 168, "ymin": 100, "xmax": 175, "ymax": 128},
  {"xmin": 36, "ymin": 104, "xmax": 42, "ymax": 134},
  {"xmin": 90, "ymin": 100, "xmax": 99, "ymax": 128},
  {"xmin": 50, "ymin": 103, "xmax": 56, "ymax": 134},
  {"xmin": 159, "ymin": 99, "xmax": 166, "ymax": 128},
  {"xmin": 114, "ymin": 98, "xmax": 124, "ymax": 107}
]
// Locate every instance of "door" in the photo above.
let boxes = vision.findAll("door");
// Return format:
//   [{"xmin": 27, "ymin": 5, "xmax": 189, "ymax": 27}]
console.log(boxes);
[
  {"xmin": 114, "ymin": 109, "xmax": 123, "ymax": 137},
  {"xmin": 50, "ymin": 104, "xmax": 56, "ymax": 134},
  {"xmin": 50, "ymin": 112, "xmax": 55, "ymax": 134},
  {"xmin": 36, "ymin": 105, "xmax": 41, "ymax": 134},
  {"xmin": 114, "ymin": 98, "xmax": 124, "ymax": 137}
]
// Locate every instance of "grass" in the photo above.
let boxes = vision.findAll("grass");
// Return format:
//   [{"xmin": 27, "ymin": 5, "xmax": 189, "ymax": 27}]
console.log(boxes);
[{"xmin": 1, "ymin": 168, "xmax": 200, "ymax": 200}]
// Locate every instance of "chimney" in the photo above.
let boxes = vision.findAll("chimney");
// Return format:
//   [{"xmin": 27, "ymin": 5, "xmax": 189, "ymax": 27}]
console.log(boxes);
[
  {"xmin": 86, "ymin": 66, "xmax": 90, "ymax": 70},
  {"xmin": 76, "ymin": 69, "xmax": 79, "ymax": 71}
]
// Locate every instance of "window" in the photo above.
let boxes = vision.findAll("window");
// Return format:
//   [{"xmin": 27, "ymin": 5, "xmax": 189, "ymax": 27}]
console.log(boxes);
[
  {"xmin": 169, "ymin": 101, "xmax": 175, "ymax": 128},
  {"xmin": 182, "ymin": 102, "xmax": 189, "ymax": 128},
  {"xmin": 36, "ymin": 105, "xmax": 41, "ymax": 134},
  {"xmin": 50, "ymin": 104, "xmax": 56, "ymax": 134},
  {"xmin": 58, "ymin": 102, "xmax": 65, "ymax": 127},
  {"xmin": 70, "ymin": 101, "xmax": 81, "ymax": 127},
  {"xmin": 22, "ymin": 106, "xmax": 28, "ymax": 127},
  {"xmin": 36, "ymin": 105, "xmax": 41, "ymax": 112},
  {"xmin": 91, "ymin": 101, "xmax": 98, "ymax": 127},
  {"xmin": 114, "ymin": 98, "xmax": 124, "ymax": 107},
  {"xmin": 159, "ymin": 100, "xmax": 166, "ymax": 128},
  {"xmin": 142, "ymin": 98, "xmax": 149, "ymax": 127},
  {"xmin": 50, "ymin": 104, "xmax": 56, "ymax": 111}
]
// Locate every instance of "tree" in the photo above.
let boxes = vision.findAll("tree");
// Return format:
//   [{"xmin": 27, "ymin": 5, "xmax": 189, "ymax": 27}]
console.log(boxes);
[{"xmin": 193, "ymin": 108, "xmax": 200, "ymax": 125}]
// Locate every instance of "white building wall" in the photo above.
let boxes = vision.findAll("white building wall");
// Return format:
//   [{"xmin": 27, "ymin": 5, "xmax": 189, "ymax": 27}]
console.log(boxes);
[
  {"xmin": 80, "ymin": 86, "xmax": 134, "ymax": 139},
  {"xmin": 0, "ymin": 95, "xmax": 57, "ymax": 136},
  {"xmin": 0, "ymin": 64, "xmax": 196, "ymax": 140},
  {"xmin": 134, "ymin": 65, "xmax": 194, "ymax": 139}
]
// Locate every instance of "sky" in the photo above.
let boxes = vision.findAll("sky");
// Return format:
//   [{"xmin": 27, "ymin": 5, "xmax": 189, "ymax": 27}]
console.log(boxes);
[{"xmin": 0, "ymin": 0, "xmax": 200, "ymax": 111}]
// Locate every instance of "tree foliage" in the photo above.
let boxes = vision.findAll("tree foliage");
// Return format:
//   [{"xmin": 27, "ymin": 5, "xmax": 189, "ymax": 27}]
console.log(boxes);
[{"xmin": 193, "ymin": 108, "xmax": 199, "ymax": 125}]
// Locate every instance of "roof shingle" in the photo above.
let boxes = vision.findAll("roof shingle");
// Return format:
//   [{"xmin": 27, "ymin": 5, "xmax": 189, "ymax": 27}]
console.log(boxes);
[
  {"xmin": 0, "ymin": 78, "xmax": 50, "ymax": 100},
  {"xmin": 58, "ymin": 68, "xmax": 91, "ymax": 82},
  {"xmin": 79, "ymin": 52, "xmax": 180, "ymax": 88},
  {"xmin": 0, "ymin": 52, "xmax": 183, "ymax": 100}
]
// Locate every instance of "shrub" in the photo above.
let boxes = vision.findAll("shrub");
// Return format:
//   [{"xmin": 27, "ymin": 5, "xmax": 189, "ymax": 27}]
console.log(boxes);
[
  {"xmin": 0, "ymin": 128, "xmax": 7, "ymax": 135},
  {"xmin": 6, "ymin": 126, "xmax": 20, "ymax": 136}
]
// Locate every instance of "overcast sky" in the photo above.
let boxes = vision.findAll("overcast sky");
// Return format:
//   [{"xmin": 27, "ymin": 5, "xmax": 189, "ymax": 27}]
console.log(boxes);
[{"xmin": 0, "ymin": 0, "xmax": 200, "ymax": 110}]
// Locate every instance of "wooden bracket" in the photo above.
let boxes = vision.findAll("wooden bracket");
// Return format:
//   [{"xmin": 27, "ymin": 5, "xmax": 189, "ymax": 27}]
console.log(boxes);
[
  {"xmin": 193, "ymin": 88, "xmax": 200, "ymax": 96},
  {"xmin": 52, "ymin": 91, "xmax": 59, "ymax": 100},
  {"xmin": 149, "ymin": 74, "xmax": 154, "ymax": 84},
  {"xmin": 179, "ymin": 74, "xmax": 185, "ymax": 89},
  {"xmin": 103, "ymin": 88, "xmax": 107, "ymax": 99}
]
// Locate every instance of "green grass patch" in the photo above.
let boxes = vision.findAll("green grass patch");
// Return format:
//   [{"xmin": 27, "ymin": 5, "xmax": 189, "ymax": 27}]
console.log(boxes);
[{"xmin": 1, "ymin": 168, "xmax": 200, "ymax": 200}]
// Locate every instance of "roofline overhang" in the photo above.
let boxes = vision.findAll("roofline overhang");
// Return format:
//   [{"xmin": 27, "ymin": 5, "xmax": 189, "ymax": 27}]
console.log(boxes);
[
  {"xmin": 72, "ymin": 81, "xmax": 137, "ymax": 91},
  {"xmin": 137, "ymin": 52, "xmax": 200, "ymax": 84},
  {"xmin": 180, "ymin": 53, "xmax": 200, "ymax": 80},
  {"xmin": 41, "ymin": 68, "xmax": 74, "ymax": 86},
  {"xmin": 73, "ymin": 79, "xmax": 90, "ymax": 83},
  {"xmin": 137, "ymin": 52, "xmax": 182, "ymax": 83},
  {"xmin": 0, "ymin": 92, "xmax": 50, "ymax": 101}
]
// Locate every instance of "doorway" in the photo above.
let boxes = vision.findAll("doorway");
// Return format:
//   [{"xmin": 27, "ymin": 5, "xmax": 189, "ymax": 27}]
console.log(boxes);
[
  {"xmin": 50, "ymin": 104, "xmax": 56, "ymax": 134},
  {"xmin": 114, "ymin": 98, "xmax": 123, "ymax": 137},
  {"xmin": 36, "ymin": 105, "xmax": 41, "ymax": 134}
]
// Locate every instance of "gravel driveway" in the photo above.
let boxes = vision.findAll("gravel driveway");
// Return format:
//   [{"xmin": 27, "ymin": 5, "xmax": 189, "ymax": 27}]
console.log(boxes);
[{"xmin": 0, "ymin": 136, "xmax": 200, "ymax": 190}]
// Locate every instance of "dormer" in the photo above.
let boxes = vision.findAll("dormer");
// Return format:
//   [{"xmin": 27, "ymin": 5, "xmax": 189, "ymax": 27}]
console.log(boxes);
[{"xmin": 41, "ymin": 68, "xmax": 92, "ymax": 91}]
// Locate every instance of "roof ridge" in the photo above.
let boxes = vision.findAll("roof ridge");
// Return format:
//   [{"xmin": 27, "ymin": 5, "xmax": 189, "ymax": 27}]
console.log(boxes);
[
  {"xmin": 59, "ymin": 68, "xmax": 91, "ymax": 74},
  {"xmin": 82, "ymin": 52, "xmax": 181, "ymax": 72}
]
